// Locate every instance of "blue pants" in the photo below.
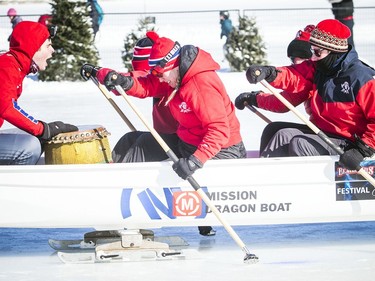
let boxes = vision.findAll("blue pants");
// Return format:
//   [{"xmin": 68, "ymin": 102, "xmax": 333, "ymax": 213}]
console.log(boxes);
[{"xmin": 0, "ymin": 130, "xmax": 42, "ymax": 165}]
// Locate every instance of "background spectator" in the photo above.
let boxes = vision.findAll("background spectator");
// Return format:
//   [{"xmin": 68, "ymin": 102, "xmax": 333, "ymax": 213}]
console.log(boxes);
[
  {"xmin": 329, "ymin": 0, "xmax": 355, "ymax": 47},
  {"xmin": 87, "ymin": 0, "xmax": 104, "ymax": 39},
  {"xmin": 38, "ymin": 14, "xmax": 52, "ymax": 27},
  {"xmin": 7, "ymin": 8, "xmax": 23, "ymax": 42}
]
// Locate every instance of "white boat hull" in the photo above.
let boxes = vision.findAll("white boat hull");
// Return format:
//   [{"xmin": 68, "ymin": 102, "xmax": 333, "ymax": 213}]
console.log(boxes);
[{"xmin": 1, "ymin": 156, "xmax": 374, "ymax": 229}]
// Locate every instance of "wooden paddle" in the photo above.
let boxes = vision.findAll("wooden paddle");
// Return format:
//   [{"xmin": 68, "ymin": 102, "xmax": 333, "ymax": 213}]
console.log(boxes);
[
  {"xmin": 113, "ymin": 83, "xmax": 259, "ymax": 264},
  {"xmin": 90, "ymin": 76, "xmax": 137, "ymax": 132},
  {"xmin": 259, "ymin": 79, "xmax": 375, "ymax": 188}
]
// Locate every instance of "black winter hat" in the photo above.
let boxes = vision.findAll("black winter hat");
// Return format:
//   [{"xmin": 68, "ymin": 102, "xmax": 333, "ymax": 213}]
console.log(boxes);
[
  {"xmin": 287, "ymin": 39, "xmax": 312, "ymax": 59},
  {"xmin": 220, "ymin": 10, "xmax": 229, "ymax": 19}
]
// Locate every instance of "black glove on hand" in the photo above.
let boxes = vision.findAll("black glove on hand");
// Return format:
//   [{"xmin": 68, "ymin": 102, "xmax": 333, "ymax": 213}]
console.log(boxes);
[
  {"xmin": 104, "ymin": 71, "xmax": 134, "ymax": 91},
  {"xmin": 172, "ymin": 155, "xmax": 203, "ymax": 180},
  {"xmin": 339, "ymin": 148, "xmax": 364, "ymax": 170},
  {"xmin": 39, "ymin": 121, "xmax": 78, "ymax": 142},
  {"xmin": 246, "ymin": 65, "xmax": 278, "ymax": 84},
  {"xmin": 80, "ymin": 63, "xmax": 101, "ymax": 81},
  {"xmin": 235, "ymin": 91, "xmax": 260, "ymax": 110}
]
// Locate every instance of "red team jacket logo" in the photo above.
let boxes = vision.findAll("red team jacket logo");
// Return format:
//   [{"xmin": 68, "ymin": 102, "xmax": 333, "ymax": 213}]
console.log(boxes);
[{"xmin": 173, "ymin": 191, "xmax": 202, "ymax": 216}]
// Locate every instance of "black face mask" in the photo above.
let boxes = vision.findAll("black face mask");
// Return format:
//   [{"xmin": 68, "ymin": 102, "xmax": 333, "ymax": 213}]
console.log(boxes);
[{"xmin": 316, "ymin": 52, "xmax": 343, "ymax": 75}]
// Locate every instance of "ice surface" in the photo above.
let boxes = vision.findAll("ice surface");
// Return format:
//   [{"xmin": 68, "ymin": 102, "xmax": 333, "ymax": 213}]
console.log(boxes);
[{"xmin": 0, "ymin": 223, "xmax": 374, "ymax": 281}]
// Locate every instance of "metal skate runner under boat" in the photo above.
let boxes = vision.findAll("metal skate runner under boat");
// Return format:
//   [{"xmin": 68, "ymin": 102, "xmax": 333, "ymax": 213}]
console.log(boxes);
[{"xmin": 55, "ymin": 229, "xmax": 192, "ymax": 264}]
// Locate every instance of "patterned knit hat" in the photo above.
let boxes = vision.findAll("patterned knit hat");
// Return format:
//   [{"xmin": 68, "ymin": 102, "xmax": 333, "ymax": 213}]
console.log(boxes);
[
  {"xmin": 146, "ymin": 31, "xmax": 181, "ymax": 73},
  {"xmin": 132, "ymin": 37, "xmax": 153, "ymax": 71},
  {"xmin": 309, "ymin": 19, "xmax": 351, "ymax": 52}
]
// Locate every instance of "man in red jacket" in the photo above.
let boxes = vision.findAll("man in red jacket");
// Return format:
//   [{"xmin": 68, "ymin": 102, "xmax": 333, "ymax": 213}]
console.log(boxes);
[
  {"xmin": 238, "ymin": 19, "xmax": 375, "ymax": 171},
  {"xmin": 83, "ymin": 31, "xmax": 246, "ymax": 178},
  {"xmin": 83, "ymin": 33, "xmax": 240, "ymax": 236},
  {"xmin": 0, "ymin": 21, "xmax": 77, "ymax": 165},
  {"xmin": 106, "ymin": 37, "xmax": 179, "ymax": 163}
]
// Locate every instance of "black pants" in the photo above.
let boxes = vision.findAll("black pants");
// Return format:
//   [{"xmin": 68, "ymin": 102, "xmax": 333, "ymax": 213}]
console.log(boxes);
[
  {"xmin": 112, "ymin": 131, "xmax": 179, "ymax": 163},
  {"xmin": 260, "ymin": 122, "xmax": 349, "ymax": 157}
]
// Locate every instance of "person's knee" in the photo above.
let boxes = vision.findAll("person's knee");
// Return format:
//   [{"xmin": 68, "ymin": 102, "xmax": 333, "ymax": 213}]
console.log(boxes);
[
  {"xmin": 135, "ymin": 133, "xmax": 155, "ymax": 146},
  {"xmin": 19, "ymin": 136, "xmax": 42, "ymax": 164},
  {"xmin": 289, "ymin": 137, "xmax": 315, "ymax": 156}
]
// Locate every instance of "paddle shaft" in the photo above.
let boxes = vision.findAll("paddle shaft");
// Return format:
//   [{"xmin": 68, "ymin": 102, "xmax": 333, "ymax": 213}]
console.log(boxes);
[
  {"xmin": 90, "ymin": 76, "xmax": 137, "ymax": 132},
  {"xmin": 114, "ymin": 85, "xmax": 256, "ymax": 261},
  {"xmin": 259, "ymin": 79, "xmax": 375, "ymax": 187},
  {"xmin": 245, "ymin": 103, "xmax": 272, "ymax": 124}
]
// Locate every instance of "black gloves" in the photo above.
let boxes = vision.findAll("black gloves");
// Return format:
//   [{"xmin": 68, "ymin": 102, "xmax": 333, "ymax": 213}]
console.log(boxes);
[
  {"xmin": 80, "ymin": 64, "xmax": 133, "ymax": 92},
  {"xmin": 80, "ymin": 63, "xmax": 100, "ymax": 81},
  {"xmin": 172, "ymin": 155, "xmax": 203, "ymax": 180},
  {"xmin": 339, "ymin": 136, "xmax": 375, "ymax": 170},
  {"xmin": 103, "ymin": 71, "xmax": 134, "ymax": 91},
  {"xmin": 39, "ymin": 121, "xmax": 78, "ymax": 142},
  {"xmin": 339, "ymin": 148, "xmax": 364, "ymax": 170},
  {"xmin": 235, "ymin": 91, "xmax": 260, "ymax": 110},
  {"xmin": 246, "ymin": 65, "xmax": 279, "ymax": 84}
]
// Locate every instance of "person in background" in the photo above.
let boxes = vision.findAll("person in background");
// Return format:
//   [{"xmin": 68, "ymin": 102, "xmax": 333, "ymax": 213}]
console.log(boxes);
[
  {"xmin": 87, "ymin": 0, "xmax": 104, "ymax": 39},
  {"xmin": 235, "ymin": 25, "xmax": 315, "ymax": 154},
  {"xmin": 329, "ymin": 0, "xmax": 355, "ymax": 47},
  {"xmin": 0, "ymin": 21, "xmax": 78, "ymax": 165},
  {"xmin": 219, "ymin": 10, "xmax": 233, "ymax": 61},
  {"xmin": 38, "ymin": 14, "xmax": 52, "ymax": 27},
  {"xmin": 7, "ymin": 8, "xmax": 23, "ymax": 42},
  {"xmin": 242, "ymin": 19, "xmax": 375, "ymax": 171},
  {"xmin": 220, "ymin": 10, "xmax": 233, "ymax": 43}
]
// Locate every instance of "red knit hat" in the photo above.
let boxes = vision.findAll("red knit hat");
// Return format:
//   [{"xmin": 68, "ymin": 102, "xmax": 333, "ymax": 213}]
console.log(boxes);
[
  {"xmin": 146, "ymin": 31, "xmax": 181, "ymax": 73},
  {"xmin": 309, "ymin": 19, "xmax": 351, "ymax": 52},
  {"xmin": 295, "ymin": 24, "xmax": 315, "ymax": 42},
  {"xmin": 131, "ymin": 37, "xmax": 153, "ymax": 71}
]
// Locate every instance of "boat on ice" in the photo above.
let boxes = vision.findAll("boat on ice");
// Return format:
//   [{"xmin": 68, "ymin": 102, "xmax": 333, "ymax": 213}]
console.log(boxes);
[{"xmin": 1, "ymin": 155, "xmax": 374, "ymax": 230}]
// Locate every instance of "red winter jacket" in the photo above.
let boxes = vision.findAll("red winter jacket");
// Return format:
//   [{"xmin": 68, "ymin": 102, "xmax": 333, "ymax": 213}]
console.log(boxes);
[
  {"xmin": 263, "ymin": 49, "xmax": 375, "ymax": 148},
  {"xmin": 0, "ymin": 22, "xmax": 49, "ymax": 136},
  {"xmin": 256, "ymin": 60, "xmax": 315, "ymax": 114},
  {"xmin": 107, "ymin": 69, "xmax": 179, "ymax": 134},
  {"xmin": 99, "ymin": 46, "xmax": 242, "ymax": 163}
]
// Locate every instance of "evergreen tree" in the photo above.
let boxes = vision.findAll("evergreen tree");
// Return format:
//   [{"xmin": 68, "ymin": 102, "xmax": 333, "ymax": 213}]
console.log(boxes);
[
  {"xmin": 121, "ymin": 17, "xmax": 156, "ymax": 71},
  {"xmin": 225, "ymin": 16, "xmax": 268, "ymax": 72},
  {"xmin": 39, "ymin": 0, "xmax": 99, "ymax": 81}
]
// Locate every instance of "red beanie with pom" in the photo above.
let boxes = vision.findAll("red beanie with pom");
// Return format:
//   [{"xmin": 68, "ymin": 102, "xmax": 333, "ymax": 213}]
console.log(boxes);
[
  {"xmin": 309, "ymin": 19, "xmax": 351, "ymax": 52},
  {"xmin": 147, "ymin": 31, "xmax": 181, "ymax": 72}
]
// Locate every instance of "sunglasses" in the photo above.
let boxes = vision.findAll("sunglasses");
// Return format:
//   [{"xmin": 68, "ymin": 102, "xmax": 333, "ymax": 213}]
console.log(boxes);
[
  {"xmin": 310, "ymin": 47, "xmax": 328, "ymax": 57},
  {"xmin": 151, "ymin": 67, "xmax": 163, "ymax": 78},
  {"xmin": 48, "ymin": 25, "xmax": 57, "ymax": 39}
]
